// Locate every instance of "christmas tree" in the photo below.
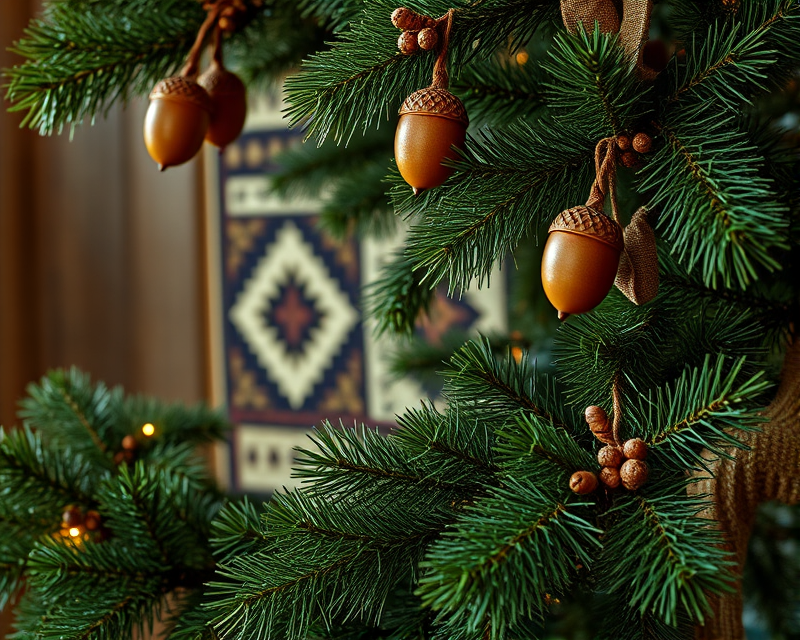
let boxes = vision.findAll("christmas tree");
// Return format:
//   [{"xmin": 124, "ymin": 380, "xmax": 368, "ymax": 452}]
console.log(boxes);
[{"xmin": 3, "ymin": 0, "xmax": 800, "ymax": 638}]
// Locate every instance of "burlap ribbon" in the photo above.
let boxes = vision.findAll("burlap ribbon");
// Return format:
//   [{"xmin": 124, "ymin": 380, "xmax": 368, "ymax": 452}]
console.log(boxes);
[
  {"xmin": 587, "ymin": 139, "xmax": 659, "ymax": 305},
  {"xmin": 560, "ymin": 0, "xmax": 658, "ymax": 80},
  {"xmin": 689, "ymin": 339, "xmax": 800, "ymax": 639}
]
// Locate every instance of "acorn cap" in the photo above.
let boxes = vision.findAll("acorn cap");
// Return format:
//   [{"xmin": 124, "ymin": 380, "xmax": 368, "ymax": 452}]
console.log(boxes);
[
  {"xmin": 548, "ymin": 206, "xmax": 624, "ymax": 251},
  {"xmin": 399, "ymin": 87, "xmax": 469, "ymax": 126},
  {"xmin": 150, "ymin": 76, "xmax": 212, "ymax": 113}
]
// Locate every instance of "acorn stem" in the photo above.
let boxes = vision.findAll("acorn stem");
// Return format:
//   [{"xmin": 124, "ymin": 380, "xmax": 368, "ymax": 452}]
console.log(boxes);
[
  {"xmin": 431, "ymin": 9, "xmax": 454, "ymax": 89},
  {"xmin": 181, "ymin": 2, "xmax": 224, "ymax": 77}
]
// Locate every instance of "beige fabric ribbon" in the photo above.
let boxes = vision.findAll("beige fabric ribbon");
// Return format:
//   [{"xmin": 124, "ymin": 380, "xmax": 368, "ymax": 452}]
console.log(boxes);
[
  {"xmin": 689, "ymin": 339, "xmax": 800, "ymax": 639},
  {"xmin": 614, "ymin": 207, "xmax": 659, "ymax": 305},
  {"xmin": 560, "ymin": 0, "xmax": 658, "ymax": 80}
]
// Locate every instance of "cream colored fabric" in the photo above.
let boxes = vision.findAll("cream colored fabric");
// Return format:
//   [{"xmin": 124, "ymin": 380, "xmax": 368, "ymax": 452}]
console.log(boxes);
[{"xmin": 690, "ymin": 340, "xmax": 800, "ymax": 639}]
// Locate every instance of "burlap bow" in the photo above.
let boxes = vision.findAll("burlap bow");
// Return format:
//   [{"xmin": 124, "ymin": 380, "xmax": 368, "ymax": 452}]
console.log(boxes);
[{"xmin": 560, "ymin": 0, "xmax": 658, "ymax": 80}]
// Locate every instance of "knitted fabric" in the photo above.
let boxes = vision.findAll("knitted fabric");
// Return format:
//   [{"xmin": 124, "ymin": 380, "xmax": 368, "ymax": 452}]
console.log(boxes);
[
  {"xmin": 689, "ymin": 340, "xmax": 800, "ymax": 639},
  {"xmin": 614, "ymin": 207, "xmax": 659, "ymax": 305}
]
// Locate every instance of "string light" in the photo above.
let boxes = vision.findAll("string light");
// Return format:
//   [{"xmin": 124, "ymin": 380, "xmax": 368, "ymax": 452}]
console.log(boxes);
[
  {"xmin": 515, "ymin": 50, "xmax": 529, "ymax": 65},
  {"xmin": 69, "ymin": 527, "xmax": 81, "ymax": 538},
  {"xmin": 142, "ymin": 423, "xmax": 156, "ymax": 437}
]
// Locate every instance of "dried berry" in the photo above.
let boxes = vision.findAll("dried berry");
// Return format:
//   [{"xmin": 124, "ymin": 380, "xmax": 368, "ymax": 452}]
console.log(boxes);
[
  {"xmin": 599, "ymin": 466, "xmax": 621, "ymax": 489},
  {"xmin": 585, "ymin": 405, "xmax": 615, "ymax": 445},
  {"xmin": 391, "ymin": 7, "xmax": 436, "ymax": 31},
  {"xmin": 417, "ymin": 27, "xmax": 438, "ymax": 50},
  {"xmin": 622, "ymin": 438, "xmax": 648, "ymax": 461},
  {"xmin": 616, "ymin": 134, "xmax": 632, "ymax": 151},
  {"xmin": 597, "ymin": 445, "xmax": 624, "ymax": 468},
  {"xmin": 397, "ymin": 30, "xmax": 419, "ymax": 55},
  {"xmin": 569, "ymin": 471, "xmax": 599, "ymax": 495},
  {"xmin": 632, "ymin": 132, "xmax": 653, "ymax": 154},
  {"xmin": 620, "ymin": 459, "xmax": 649, "ymax": 491}
]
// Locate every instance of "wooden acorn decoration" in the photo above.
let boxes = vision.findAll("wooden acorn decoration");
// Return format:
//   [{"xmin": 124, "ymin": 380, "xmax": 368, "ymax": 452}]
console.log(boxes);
[
  {"xmin": 394, "ymin": 9, "xmax": 467, "ymax": 195},
  {"xmin": 144, "ymin": 76, "xmax": 211, "ymax": 171},
  {"xmin": 198, "ymin": 27, "xmax": 247, "ymax": 150},
  {"xmin": 542, "ymin": 206, "xmax": 623, "ymax": 319},
  {"xmin": 395, "ymin": 87, "xmax": 468, "ymax": 195},
  {"xmin": 542, "ymin": 137, "xmax": 629, "ymax": 319}
]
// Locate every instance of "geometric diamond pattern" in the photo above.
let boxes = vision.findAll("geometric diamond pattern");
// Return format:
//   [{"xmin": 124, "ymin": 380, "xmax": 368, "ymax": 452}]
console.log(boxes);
[{"xmin": 229, "ymin": 220, "xmax": 359, "ymax": 409}]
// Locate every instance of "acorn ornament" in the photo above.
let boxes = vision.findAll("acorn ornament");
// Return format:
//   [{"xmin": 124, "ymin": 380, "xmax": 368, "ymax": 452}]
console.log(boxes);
[
  {"xmin": 198, "ymin": 28, "xmax": 247, "ymax": 150},
  {"xmin": 144, "ymin": 1, "xmax": 250, "ymax": 169},
  {"xmin": 144, "ymin": 75, "xmax": 211, "ymax": 171},
  {"xmin": 542, "ymin": 206, "xmax": 623, "ymax": 320},
  {"xmin": 393, "ymin": 9, "xmax": 468, "ymax": 195}
]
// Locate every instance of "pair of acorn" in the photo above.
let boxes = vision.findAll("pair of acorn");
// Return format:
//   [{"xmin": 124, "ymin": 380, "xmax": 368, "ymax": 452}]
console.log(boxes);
[{"xmin": 144, "ymin": 4, "xmax": 248, "ymax": 171}]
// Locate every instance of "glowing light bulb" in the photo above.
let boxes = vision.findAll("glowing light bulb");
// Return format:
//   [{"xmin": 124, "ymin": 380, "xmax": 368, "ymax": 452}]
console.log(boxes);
[
  {"xmin": 69, "ymin": 527, "xmax": 81, "ymax": 538},
  {"xmin": 515, "ymin": 51, "xmax": 529, "ymax": 65},
  {"xmin": 142, "ymin": 423, "xmax": 155, "ymax": 437}
]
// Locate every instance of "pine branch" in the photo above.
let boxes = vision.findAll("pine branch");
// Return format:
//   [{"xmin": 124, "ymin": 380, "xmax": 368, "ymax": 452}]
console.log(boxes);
[
  {"xmin": 393, "ymin": 402, "xmax": 501, "ymax": 487},
  {"xmin": 365, "ymin": 249, "xmax": 436, "ymax": 336},
  {"xmin": 543, "ymin": 27, "xmax": 652, "ymax": 137},
  {"xmin": 665, "ymin": 0, "xmax": 800, "ymax": 109},
  {"xmin": 208, "ymin": 490, "xmax": 454, "ymax": 640},
  {"xmin": 293, "ymin": 422, "xmax": 483, "ymax": 500},
  {"xmin": 416, "ymin": 478, "xmax": 600, "ymax": 638},
  {"xmin": 442, "ymin": 337, "xmax": 574, "ymax": 430},
  {"xmin": 393, "ymin": 117, "xmax": 594, "ymax": 293},
  {"xmin": 285, "ymin": 0, "xmax": 559, "ymax": 144},
  {"xmin": 4, "ymin": 0, "xmax": 206, "ymax": 134},
  {"xmin": 633, "ymin": 355, "xmax": 770, "ymax": 471},
  {"xmin": 639, "ymin": 101, "xmax": 790, "ymax": 289},
  {"xmin": 452, "ymin": 55, "xmax": 548, "ymax": 129},
  {"xmin": 497, "ymin": 413, "xmax": 596, "ymax": 482},
  {"xmin": 597, "ymin": 480, "xmax": 736, "ymax": 626},
  {"xmin": 0, "ymin": 426, "xmax": 99, "ymax": 514},
  {"xmin": 18, "ymin": 368, "xmax": 121, "ymax": 466}
]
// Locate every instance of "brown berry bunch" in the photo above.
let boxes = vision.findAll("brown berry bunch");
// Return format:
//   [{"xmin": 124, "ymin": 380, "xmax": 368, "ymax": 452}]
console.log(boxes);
[
  {"xmin": 391, "ymin": 7, "xmax": 439, "ymax": 55},
  {"xmin": 615, "ymin": 131, "xmax": 653, "ymax": 169}
]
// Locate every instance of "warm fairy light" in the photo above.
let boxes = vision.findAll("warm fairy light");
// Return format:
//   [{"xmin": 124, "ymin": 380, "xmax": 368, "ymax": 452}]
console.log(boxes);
[
  {"xmin": 515, "ymin": 50, "xmax": 529, "ymax": 65},
  {"xmin": 511, "ymin": 346, "xmax": 523, "ymax": 364},
  {"xmin": 69, "ymin": 527, "xmax": 81, "ymax": 538},
  {"xmin": 142, "ymin": 423, "xmax": 156, "ymax": 437}
]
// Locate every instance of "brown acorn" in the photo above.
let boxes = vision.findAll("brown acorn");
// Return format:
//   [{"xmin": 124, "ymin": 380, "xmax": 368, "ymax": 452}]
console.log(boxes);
[
  {"xmin": 569, "ymin": 471, "xmax": 599, "ymax": 495},
  {"xmin": 620, "ymin": 459, "xmax": 649, "ymax": 491},
  {"xmin": 144, "ymin": 75, "xmax": 212, "ymax": 170},
  {"xmin": 198, "ymin": 60, "xmax": 248, "ymax": 150},
  {"xmin": 541, "ymin": 206, "xmax": 624, "ymax": 319},
  {"xmin": 395, "ymin": 87, "xmax": 468, "ymax": 195}
]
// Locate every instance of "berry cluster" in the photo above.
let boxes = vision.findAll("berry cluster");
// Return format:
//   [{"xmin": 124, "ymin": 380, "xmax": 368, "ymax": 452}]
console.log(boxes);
[
  {"xmin": 61, "ymin": 504, "xmax": 108, "ymax": 541},
  {"xmin": 570, "ymin": 405, "xmax": 650, "ymax": 495},
  {"xmin": 616, "ymin": 131, "xmax": 653, "ymax": 169},
  {"xmin": 392, "ymin": 7, "xmax": 441, "ymax": 55}
]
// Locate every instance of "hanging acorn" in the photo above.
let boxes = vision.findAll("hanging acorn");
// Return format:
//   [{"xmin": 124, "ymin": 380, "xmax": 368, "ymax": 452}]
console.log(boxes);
[
  {"xmin": 144, "ymin": 76, "xmax": 212, "ymax": 171},
  {"xmin": 144, "ymin": 1, "xmax": 250, "ymax": 169},
  {"xmin": 393, "ymin": 9, "xmax": 468, "ymax": 195},
  {"xmin": 198, "ymin": 25, "xmax": 247, "ymax": 150},
  {"xmin": 542, "ymin": 137, "xmax": 627, "ymax": 319},
  {"xmin": 542, "ymin": 206, "xmax": 623, "ymax": 319}
]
